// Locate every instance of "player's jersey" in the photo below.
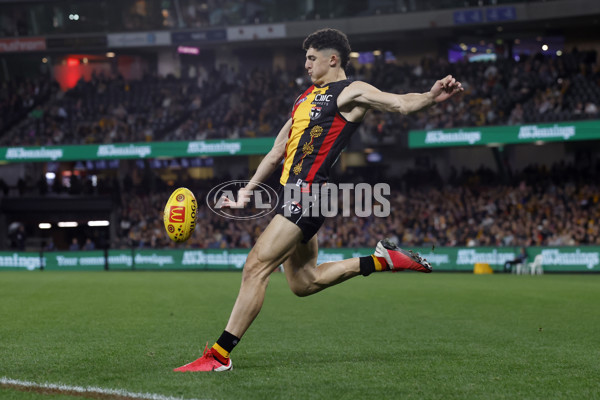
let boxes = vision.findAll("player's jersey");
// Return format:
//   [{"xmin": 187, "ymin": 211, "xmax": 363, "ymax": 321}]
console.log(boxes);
[{"xmin": 280, "ymin": 79, "xmax": 361, "ymax": 187}]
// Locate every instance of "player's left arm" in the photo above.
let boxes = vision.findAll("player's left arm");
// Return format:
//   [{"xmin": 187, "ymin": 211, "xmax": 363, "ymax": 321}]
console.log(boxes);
[
  {"xmin": 244, "ymin": 118, "xmax": 291, "ymax": 191},
  {"xmin": 344, "ymin": 75, "xmax": 463, "ymax": 115}
]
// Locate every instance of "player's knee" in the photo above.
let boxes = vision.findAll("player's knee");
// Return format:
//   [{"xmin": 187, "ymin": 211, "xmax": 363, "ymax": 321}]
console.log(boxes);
[
  {"xmin": 289, "ymin": 281, "xmax": 313, "ymax": 297},
  {"xmin": 287, "ymin": 274, "xmax": 320, "ymax": 297}
]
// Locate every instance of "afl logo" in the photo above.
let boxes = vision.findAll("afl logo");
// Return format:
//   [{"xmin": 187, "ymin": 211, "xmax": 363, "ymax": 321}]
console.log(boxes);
[
  {"xmin": 207, "ymin": 180, "xmax": 278, "ymax": 220},
  {"xmin": 167, "ymin": 225, "xmax": 175, "ymax": 233},
  {"xmin": 176, "ymin": 194, "xmax": 185, "ymax": 202}
]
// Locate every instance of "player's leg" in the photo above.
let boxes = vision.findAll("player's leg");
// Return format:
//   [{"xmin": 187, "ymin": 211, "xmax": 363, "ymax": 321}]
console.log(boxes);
[
  {"xmin": 224, "ymin": 215, "xmax": 302, "ymax": 337},
  {"xmin": 283, "ymin": 236, "xmax": 433, "ymax": 297},
  {"xmin": 283, "ymin": 234, "xmax": 361, "ymax": 297},
  {"xmin": 174, "ymin": 214, "xmax": 302, "ymax": 372},
  {"xmin": 283, "ymin": 236, "xmax": 434, "ymax": 298}
]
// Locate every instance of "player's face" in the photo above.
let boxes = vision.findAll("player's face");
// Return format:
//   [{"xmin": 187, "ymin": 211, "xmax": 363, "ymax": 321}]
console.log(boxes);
[{"xmin": 305, "ymin": 47, "xmax": 333, "ymax": 85}]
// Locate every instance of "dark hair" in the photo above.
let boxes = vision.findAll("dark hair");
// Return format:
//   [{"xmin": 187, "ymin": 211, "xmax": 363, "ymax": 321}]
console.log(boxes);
[{"xmin": 302, "ymin": 28, "xmax": 351, "ymax": 69}]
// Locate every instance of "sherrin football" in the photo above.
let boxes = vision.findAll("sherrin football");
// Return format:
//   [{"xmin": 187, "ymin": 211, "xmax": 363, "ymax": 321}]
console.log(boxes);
[{"xmin": 163, "ymin": 187, "xmax": 197, "ymax": 242}]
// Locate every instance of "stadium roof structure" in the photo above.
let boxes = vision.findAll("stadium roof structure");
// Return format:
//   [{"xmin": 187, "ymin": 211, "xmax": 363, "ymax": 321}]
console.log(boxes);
[{"xmin": 0, "ymin": 0, "xmax": 599, "ymax": 52}]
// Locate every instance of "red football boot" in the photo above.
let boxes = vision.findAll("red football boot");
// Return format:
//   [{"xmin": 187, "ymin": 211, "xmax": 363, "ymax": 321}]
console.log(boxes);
[
  {"xmin": 375, "ymin": 239, "xmax": 433, "ymax": 273},
  {"xmin": 173, "ymin": 344, "xmax": 233, "ymax": 372}
]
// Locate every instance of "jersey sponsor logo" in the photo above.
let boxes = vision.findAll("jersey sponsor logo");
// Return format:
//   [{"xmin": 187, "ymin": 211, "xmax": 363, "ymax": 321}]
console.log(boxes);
[
  {"xmin": 310, "ymin": 106, "xmax": 322, "ymax": 120},
  {"xmin": 314, "ymin": 94, "xmax": 332, "ymax": 103},
  {"xmin": 169, "ymin": 206, "xmax": 186, "ymax": 223}
]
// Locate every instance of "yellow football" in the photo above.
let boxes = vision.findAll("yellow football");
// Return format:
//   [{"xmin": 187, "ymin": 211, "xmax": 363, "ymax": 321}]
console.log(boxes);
[{"xmin": 163, "ymin": 187, "xmax": 197, "ymax": 242}]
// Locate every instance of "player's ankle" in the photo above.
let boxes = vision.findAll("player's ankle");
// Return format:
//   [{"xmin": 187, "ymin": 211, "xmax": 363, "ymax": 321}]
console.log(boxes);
[
  {"xmin": 210, "ymin": 347, "xmax": 229, "ymax": 365},
  {"xmin": 211, "ymin": 330, "xmax": 240, "ymax": 364},
  {"xmin": 372, "ymin": 255, "xmax": 389, "ymax": 271}
]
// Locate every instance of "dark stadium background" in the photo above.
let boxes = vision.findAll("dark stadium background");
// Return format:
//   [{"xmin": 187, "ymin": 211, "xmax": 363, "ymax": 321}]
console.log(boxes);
[{"xmin": 1, "ymin": 0, "xmax": 600, "ymax": 273}]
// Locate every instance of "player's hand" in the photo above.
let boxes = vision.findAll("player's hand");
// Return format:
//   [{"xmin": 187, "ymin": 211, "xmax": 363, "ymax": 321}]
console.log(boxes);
[
  {"xmin": 430, "ymin": 75, "xmax": 463, "ymax": 103},
  {"xmin": 219, "ymin": 187, "xmax": 252, "ymax": 209}
]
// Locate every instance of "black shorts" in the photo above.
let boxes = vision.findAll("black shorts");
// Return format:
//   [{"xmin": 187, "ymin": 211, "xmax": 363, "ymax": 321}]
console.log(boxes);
[{"xmin": 275, "ymin": 184, "xmax": 326, "ymax": 243}]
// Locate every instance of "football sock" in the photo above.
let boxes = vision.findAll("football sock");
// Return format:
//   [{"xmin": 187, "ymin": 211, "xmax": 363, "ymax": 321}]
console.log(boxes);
[
  {"xmin": 359, "ymin": 255, "xmax": 390, "ymax": 276},
  {"xmin": 373, "ymin": 255, "xmax": 389, "ymax": 271},
  {"xmin": 359, "ymin": 256, "xmax": 374, "ymax": 276},
  {"xmin": 211, "ymin": 331, "xmax": 240, "ymax": 365}
]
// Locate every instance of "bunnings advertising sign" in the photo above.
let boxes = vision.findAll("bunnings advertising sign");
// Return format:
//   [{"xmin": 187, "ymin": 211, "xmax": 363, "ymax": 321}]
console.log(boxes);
[
  {"xmin": 411, "ymin": 247, "xmax": 517, "ymax": 270},
  {"xmin": 408, "ymin": 120, "xmax": 600, "ymax": 148},
  {"xmin": 534, "ymin": 248, "xmax": 599, "ymax": 272},
  {"xmin": 0, "ymin": 138, "xmax": 274, "ymax": 163},
  {"xmin": 0, "ymin": 247, "xmax": 598, "ymax": 272},
  {"xmin": 0, "ymin": 252, "xmax": 45, "ymax": 270}
]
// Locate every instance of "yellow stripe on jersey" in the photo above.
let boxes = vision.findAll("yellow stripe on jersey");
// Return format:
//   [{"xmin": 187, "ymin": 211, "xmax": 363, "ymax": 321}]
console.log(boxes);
[{"xmin": 280, "ymin": 86, "xmax": 329, "ymax": 185}]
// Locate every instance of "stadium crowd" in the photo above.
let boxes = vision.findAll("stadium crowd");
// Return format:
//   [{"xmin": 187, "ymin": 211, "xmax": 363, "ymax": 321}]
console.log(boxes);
[
  {"xmin": 1, "ymin": 49, "xmax": 599, "ymax": 147},
  {"xmin": 357, "ymin": 48, "xmax": 600, "ymax": 144},
  {"xmin": 0, "ymin": 76, "xmax": 56, "ymax": 140},
  {"xmin": 3, "ymin": 155, "xmax": 599, "ymax": 251},
  {"xmin": 2, "ymin": 48, "xmax": 600, "ymax": 251},
  {"xmin": 101, "ymin": 160, "xmax": 600, "ymax": 250}
]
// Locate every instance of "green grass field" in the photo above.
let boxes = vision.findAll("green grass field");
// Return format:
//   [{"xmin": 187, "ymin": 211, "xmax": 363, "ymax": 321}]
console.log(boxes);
[{"xmin": 0, "ymin": 271, "xmax": 598, "ymax": 400}]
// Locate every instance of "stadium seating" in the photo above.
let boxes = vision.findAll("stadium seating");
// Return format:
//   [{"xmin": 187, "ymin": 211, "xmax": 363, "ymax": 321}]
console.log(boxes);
[
  {"xmin": 1, "ymin": 49, "xmax": 598, "ymax": 147},
  {"xmin": 2, "ymin": 47, "xmax": 599, "ymax": 251},
  {"xmin": 88, "ymin": 160, "xmax": 600, "ymax": 251},
  {"xmin": 513, "ymin": 262, "xmax": 526, "ymax": 275},
  {"xmin": 527, "ymin": 254, "xmax": 544, "ymax": 275}
]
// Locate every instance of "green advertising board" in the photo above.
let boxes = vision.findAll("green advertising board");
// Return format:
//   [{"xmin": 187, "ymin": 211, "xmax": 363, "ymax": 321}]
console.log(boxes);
[
  {"xmin": 408, "ymin": 120, "xmax": 600, "ymax": 148},
  {"xmin": 410, "ymin": 247, "xmax": 517, "ymax": 271},
  {"xmin": 44, "ymin": 250, "xmax": 107, "ymax": 271},
  {"xmin": 130, "ymin": 248, "xmax": 250, "ymax": 270},
  {"xmin": 0, "ymin": 251, "xmax": 44, "ymax": 270},
  {"xmin": 0, "ymin": 138, "xmax": 275, "ymax": 163},
  {"xmin": 1, "ymin": 247, "xmax": 598, "ymax": 272}
]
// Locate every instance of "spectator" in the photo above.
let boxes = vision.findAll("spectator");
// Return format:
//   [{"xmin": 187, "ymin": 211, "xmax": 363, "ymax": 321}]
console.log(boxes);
[
  {"xmin": 12, "ymin": 225, "xmax": 26, "ymax": 250},
  {"xmin": 69, "ymin": 238, "xmax": 80, "ymax": 251},
  {"xmin": 83, "ymin": 238, "xmax": 96, "ymax": 251},
  {"xmin": 585, "ymin": 101, "xmax": 598, "ymax": 117},
  {"xmin": 503, "ymin": 247, "xmax": 528, "ymax": 273}
]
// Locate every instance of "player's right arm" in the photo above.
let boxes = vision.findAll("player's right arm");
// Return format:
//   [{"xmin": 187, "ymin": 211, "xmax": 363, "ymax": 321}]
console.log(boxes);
[
  {"xmin": 220, "ymin": 118, "xmax": 291, "ymax": 208},
  {"xmin": 339, "ymin": 75, "xmax": 463, "ymax": 121}
]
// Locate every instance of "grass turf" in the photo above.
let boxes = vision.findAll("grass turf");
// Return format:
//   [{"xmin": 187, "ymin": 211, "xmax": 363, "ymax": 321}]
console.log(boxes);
[{"xmin": 0, "ymin": 271, "xmax": 598, "ymax": 400}]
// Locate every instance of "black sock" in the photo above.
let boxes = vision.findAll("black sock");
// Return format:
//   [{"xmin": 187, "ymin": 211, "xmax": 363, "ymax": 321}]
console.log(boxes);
[
  {"xmin": 216, "ymin": 330, "xmax": 240, "ymax": 354},
  {"xmin": 359, "ymin": 256, "xmax": 375, "ymax": 276}
]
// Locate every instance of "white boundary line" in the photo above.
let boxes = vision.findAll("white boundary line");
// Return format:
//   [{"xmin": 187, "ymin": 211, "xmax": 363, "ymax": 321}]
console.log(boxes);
[{"xmin": 0, "ymin": 377, "xmax": 209, "ymax": 400}]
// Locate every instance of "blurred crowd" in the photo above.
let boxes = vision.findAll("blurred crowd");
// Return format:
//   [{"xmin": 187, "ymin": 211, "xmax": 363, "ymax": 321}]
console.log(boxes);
[
  {"xmin": 107, "ymin": 160, "xmax": 600, "ymax": 250},
  {"xmin": 0, "ymin": 65, "xmax": 296, "ymax": 146},
  {"xmin": 357, "ymin": 48, "xmax": 600, "ymax": 144},
  {"xmin": 0, "ymin": 77, "xmax": 55, "ymax": 140},
  {"xmin": 2, "ymin": 48, "xmax": 599, "ymax": 148},
  {"xmin": 3, "ymin": 48, "xmax": 600, "ymax": 251},
  {"xmin": 4, "ymin": 159, "xmax": 600, "ymax": 251}
]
